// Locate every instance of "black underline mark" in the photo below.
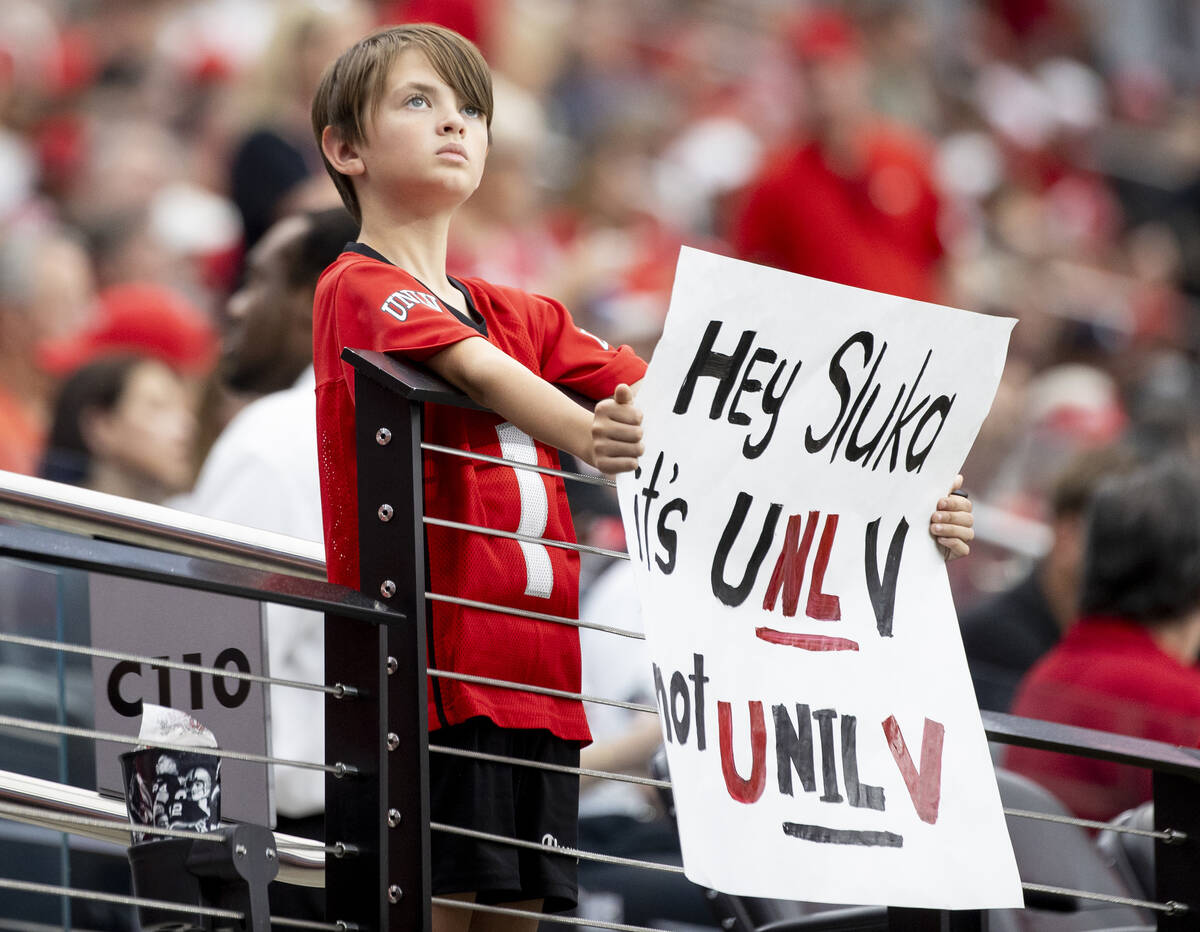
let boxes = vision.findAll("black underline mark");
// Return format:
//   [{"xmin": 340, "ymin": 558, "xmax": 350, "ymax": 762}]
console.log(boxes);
[{"xmin": 782, "ymin": 822, "xmax": 904, "ymax": 848}]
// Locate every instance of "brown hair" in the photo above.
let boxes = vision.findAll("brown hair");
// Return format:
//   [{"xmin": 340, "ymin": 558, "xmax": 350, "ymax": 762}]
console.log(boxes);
[
  {"xmin": 311, "ymin": 23, "xmax": 493, "ymax": 224},
  {"xmin": 1050, "ymin": 444, "xmax": 1140, "ymax": 520}
]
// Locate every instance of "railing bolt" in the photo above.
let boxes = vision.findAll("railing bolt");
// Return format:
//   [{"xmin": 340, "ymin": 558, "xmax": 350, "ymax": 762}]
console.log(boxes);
[
  {"xmin": 376, "ymin": 428, "xmax": 392, "ymax": 445},
  {"xmin": 380, "ymin": 579, "xmax": 396, "ymax": 598},
  {"xmin": 387, "ymin": 656, "xmax": 398, "ymax": 675},
  {"xmin": 388, "ymin": 808, "xmax": 402, "ymax": 827},
  {"xmin": 1165, "ymin": 901, "xmax": 1188, "ymax": 916},
  {"xmin": 387, "ymin": 732, "xmax": 400, "ymax": 751},
  {"xmin": 1164, "ymin": 828, "xmax": 1188, "ymax": 844},
  {"xmin": 378, "ymin": 503, "xmax": 394, "ymax": 522},
  {"xmin": 721, "ymin": 918, "xmax": 737, "ymax": 930},
  {"xmin": 332, "ymin": 682, "xmax": 359, "ymax": 699},
  {"xmin": 388, "ymin": 885, "xmax": 403, "ymax": 904},
  {"xmin": 235, "ymin": 843, "xmax": 247, "ymax": 858},
  {"xmin": 265, "ymin": 848, "xmax": 276, "ymax": 860}
]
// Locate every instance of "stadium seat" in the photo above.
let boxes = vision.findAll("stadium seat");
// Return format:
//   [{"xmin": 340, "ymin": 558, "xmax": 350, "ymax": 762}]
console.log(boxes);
[
  {"xmin": 988, "ymin": 768, "xmax": 1151, "ymax": 932},
  {"xmin": 1094, "ymin": 803, "xmax": 1155, "ymax": 901}
]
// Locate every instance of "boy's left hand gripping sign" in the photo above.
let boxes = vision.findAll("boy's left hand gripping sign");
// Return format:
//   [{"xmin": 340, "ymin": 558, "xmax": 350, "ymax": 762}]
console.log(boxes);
[{"xmin": 617, "ymin": 247, "xmax": 1022, "ymax": 909}]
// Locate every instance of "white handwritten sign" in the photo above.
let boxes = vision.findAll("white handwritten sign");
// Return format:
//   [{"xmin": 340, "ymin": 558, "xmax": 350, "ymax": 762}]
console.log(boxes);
[{"xmin": 617, "ymin": 248, "xmax": 1022, "ymax": 908}]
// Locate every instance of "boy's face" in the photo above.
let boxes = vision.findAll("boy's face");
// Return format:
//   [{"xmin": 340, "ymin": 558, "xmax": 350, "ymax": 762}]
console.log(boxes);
[{"xmin": 354, "ymin": 48, "xmax": 489, "ymax": 214}]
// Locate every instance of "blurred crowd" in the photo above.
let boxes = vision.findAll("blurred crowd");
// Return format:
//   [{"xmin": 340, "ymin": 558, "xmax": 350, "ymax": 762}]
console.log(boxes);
[
  {"xmin": 4, "ymin": 0, "xmax": 1200, "ymax": 842},
  {"xmin": 2, "ymin": 0, "xmax": 1199, "ymax": 561}
]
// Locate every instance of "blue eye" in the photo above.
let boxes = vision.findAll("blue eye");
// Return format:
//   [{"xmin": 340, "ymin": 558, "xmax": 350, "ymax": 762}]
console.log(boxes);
[
  {"xmin": 463, "ymin": 105, "xmax": 483, "ymax": 119},
  {"xmin": 406, "ymin": 95, "xmax": 430, "ymax": 109}
]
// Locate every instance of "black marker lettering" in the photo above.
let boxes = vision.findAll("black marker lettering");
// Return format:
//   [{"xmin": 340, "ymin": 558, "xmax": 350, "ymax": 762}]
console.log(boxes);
[
  {"xmin": 673, "ymin": 320, "xmax": 755, "ymax": 419},
  {"xmin": 711, "ymin": 492, "xmax": 782, "ymax": 607},
  {"xmin": 806, "ymin": 331, "xmax": 871, "ymax": 454},
  {"xmin": 773, "ymin": 703, "xmax": 815, "ymax": 796}
]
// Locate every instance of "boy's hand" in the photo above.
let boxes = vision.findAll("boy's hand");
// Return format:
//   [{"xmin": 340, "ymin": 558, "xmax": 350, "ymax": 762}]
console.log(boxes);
[
  {"xmin": 591, "ymin": 383, "xmax": 644, "ymax": 474},
  {"xmin": 930, "ymin": 474, "xmax": 974, "ymax": 561}
]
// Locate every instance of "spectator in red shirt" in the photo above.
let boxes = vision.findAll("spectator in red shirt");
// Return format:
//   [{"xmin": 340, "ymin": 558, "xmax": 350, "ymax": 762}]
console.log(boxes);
[
  {"xmin": 729, "ymin": 9, "xmax": 944, "ymax": 303},
  {"xmin": 1006, "ymin": 456, "xmax": 1200, "ymax": 822}
]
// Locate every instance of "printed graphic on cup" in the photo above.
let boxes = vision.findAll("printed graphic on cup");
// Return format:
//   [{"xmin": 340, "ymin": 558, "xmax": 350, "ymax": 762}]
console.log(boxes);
[{"xmin": 120, "ymin": 704, "xmax": 222, "ymax": 843}]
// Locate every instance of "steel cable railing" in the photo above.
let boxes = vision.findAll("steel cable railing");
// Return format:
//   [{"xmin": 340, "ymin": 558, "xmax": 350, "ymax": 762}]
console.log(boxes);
[
  {"xmin": 426, "ymin": 591, "xmax": 645, "ymax": 639},
  {"xmin": 0, "ymin": 714, "xmax": 358, "ymax": 776},
  {"xmin": 0, "ymin": 877, "xmax": 361, "ymax": 932},
  {"xmin": 428, "ymin": 744, "xmax": 672, "ymax": 789},
  {"xmin": 432, "ymin": 897, "xmax": 667, "ymax": 932},
  {"xmin": 428, "ymin": 820, "xmax": 1187, "ymax": 918},
  {"xmin": 426, "ymin": 667, "xmax": 657, "ymax": 713},
  {"xmin": 3, "ymin": 767, "xmax": 1190, "ymax": 926},
  {"xmin": 0, "ymin": 657, "xmax": 665, "ymax": 790},
  {"xmin": 390, "ymin": 355, "xmax": 1192, "ymax": 932},
  {"xmin": 0, "ymin": 769, "xmax": 324, "ymax": 886},
  {"xmin": 1018, "ymin": 883, "xmax": 1185, "ymax": 915},
  {"xmin": 420, "ymin": 441, "xmax": 617, "ymax": 487},
  {"xmin": 422, "ymin": 514, "xmax": 631, "ymax": 560},
  {"xmin": 0, "ymin": 877, "xmax": 244, "ymax": 922},
  {"xmin": 2, "ymin": 520, "xmax": 1192, "ymax": 931},
  {"xmin": 3, "ymin": 350, "xmax": 1196, "ymax": 931},
  {"xmin": 1004, "ymin": 807, "xmax": 1187, "ymax": 842},
  {"xmin": 431, "ymin": 822, "xmax": 686, "ymax": 874},
  {"xmin": 0, "ymin": 452, "xmax": 689, "ymax": 928},
  {"xmin": 0, "ymin": 631, "xmax": 355, "ymax": 698}
]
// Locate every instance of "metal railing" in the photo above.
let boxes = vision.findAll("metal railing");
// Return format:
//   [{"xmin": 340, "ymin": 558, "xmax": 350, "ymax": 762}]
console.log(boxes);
[
  {"xmin": 0, "ymin": 468, "xmax": 325, "ymax": 579},
  {"xmin": 0, "ymin": 350, "xmax": 1197, "ymax": 932},
  {"xmin": 0, "ymin": 506, "xmax": 398, "ymax": 930},
  {"xmin": 340, "ymin": 349, "xmax": 1200, "ymax": 932}
]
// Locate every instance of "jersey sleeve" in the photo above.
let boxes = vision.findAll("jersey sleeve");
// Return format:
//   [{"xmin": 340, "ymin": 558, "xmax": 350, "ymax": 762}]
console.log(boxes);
[
  {"xmin": 330, "ymin": 258, "xmax": 485, "ymax": 388},
  {"xmin": 532, "ymin": 292, "xmax": 647, "ymax": 400}
]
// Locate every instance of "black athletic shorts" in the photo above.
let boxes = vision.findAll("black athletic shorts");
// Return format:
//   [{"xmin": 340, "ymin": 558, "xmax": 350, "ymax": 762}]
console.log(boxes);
[{"xmin": 428, "ymin": 716, "xmax": 581, "ymax": 911}]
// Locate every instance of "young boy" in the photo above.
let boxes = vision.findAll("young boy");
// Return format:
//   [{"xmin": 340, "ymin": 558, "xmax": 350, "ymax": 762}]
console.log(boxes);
[{"xmin": 310, "ymin": 23, "xmax": 975, "ymax": 930}]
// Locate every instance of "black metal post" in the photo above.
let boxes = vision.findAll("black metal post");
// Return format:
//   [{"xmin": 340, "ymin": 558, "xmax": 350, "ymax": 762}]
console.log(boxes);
[
  {"xmin": 1153, "ymin": 771, "xmax": 1200, "ymax": 932},
  {"xmin": 345, "ymin": 370, "xmax": 431, "ymax": 932},
  {"xmin": 887, "ymin": 909, "xmax": 984, "ymax": 932},
  {"xmin": 325, "ymin": 608, "xmax": 390, "ymax": 930}
]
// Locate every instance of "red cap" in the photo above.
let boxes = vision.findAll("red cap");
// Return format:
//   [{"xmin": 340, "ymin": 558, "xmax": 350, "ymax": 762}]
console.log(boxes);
[
  {"xmin": 788, "ymin": 8, "xmax": 863, "ymax": 62},
  {"xmin": 37, "ymin": 282, "xmax": 218, "ymax": 376}
]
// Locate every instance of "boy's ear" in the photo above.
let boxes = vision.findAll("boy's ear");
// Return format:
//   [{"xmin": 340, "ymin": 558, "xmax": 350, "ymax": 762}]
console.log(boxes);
[{"xmin": 321, "ymin": 125, "xmax": 365, "ymax": 177}]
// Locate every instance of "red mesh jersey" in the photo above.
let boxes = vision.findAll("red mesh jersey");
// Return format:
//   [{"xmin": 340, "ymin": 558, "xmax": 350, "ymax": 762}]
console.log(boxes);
[{"xmin": 313, "ymin": 244, "xmax": 646, "ymax": 740}]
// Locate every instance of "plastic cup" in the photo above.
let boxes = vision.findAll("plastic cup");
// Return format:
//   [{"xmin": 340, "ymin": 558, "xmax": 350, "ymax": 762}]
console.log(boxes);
[{"xmin": 120, "ymin": 748, "xmax": 221, "ymax": 844}]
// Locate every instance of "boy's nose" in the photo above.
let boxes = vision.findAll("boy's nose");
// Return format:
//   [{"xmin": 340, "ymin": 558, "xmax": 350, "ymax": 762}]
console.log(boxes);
[{"xmin": 439, "ymin": 110, "xmax": 465, "ymax": 135}]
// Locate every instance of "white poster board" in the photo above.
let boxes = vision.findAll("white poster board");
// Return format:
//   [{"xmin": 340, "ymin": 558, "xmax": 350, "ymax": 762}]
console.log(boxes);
[{"xmin": 616, "ymin": 247, "xmax": 1022, "ymax": 908}]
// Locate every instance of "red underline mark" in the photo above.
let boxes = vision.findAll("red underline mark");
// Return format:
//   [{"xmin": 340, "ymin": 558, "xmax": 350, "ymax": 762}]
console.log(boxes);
[{"xmin": 755, "ymin": 628, "xmax": 860, "ymax": 652}]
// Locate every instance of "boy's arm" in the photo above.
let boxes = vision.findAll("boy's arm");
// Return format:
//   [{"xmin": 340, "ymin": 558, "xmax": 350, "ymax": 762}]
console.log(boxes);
[
  {"xmin": 425, "ymin": 337, "xmax": 643, "ymax": 473},
  {"xmin": 431, "ymin": 336, "xmax": 969, "ymax": 550}
]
